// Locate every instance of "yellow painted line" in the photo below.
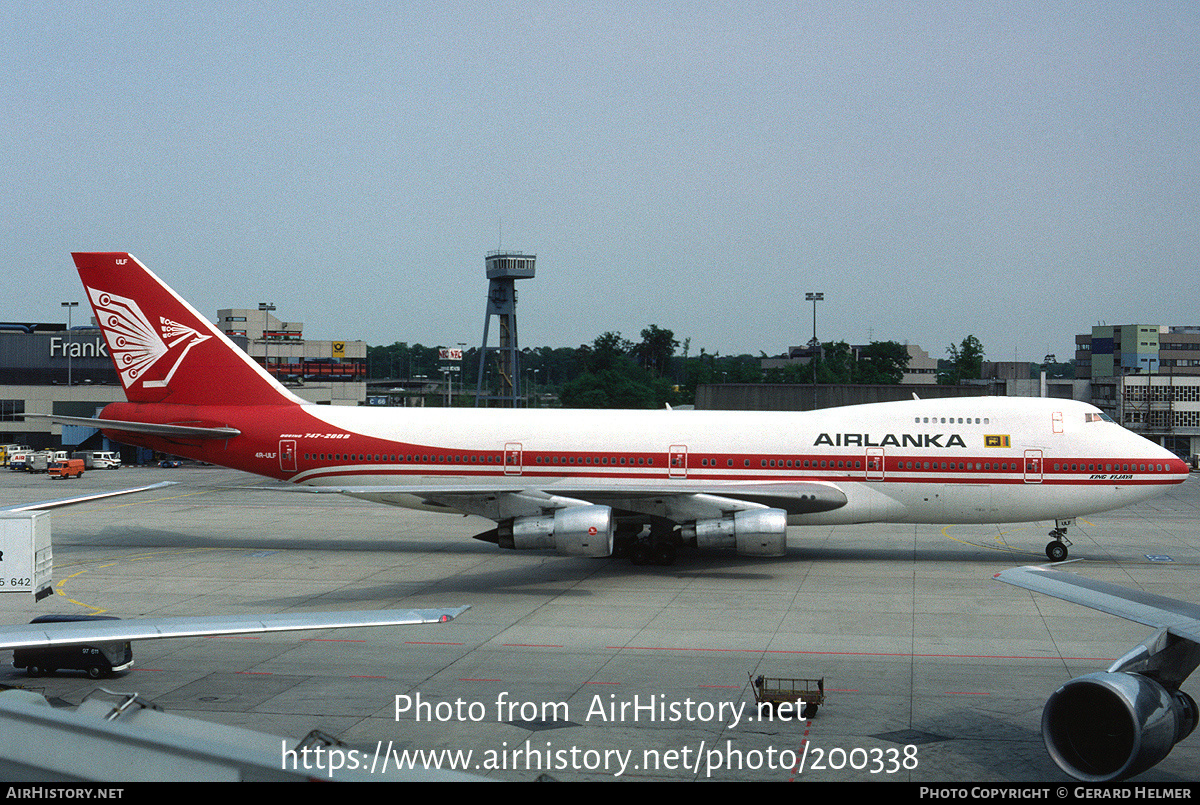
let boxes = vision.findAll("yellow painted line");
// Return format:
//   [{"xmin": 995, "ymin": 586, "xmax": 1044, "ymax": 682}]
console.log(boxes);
[
  {"xmin": 941, "ymin": 519, "xmax": 1094, "ymax": 556},
  {"xmin": 48, "ymin": 487, "xmax": 215, "ymax": 517},
  {"xmin": 941, "ymin": 525, "xmax": 1040, "ymax": 556},
  {"xmin": 53, "ymin": 547, "xmax": 249, "ymax": 615}
]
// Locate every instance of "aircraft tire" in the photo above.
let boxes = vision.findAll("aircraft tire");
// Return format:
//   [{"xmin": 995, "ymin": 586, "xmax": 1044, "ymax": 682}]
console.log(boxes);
[{"xmin": 1046, "ymin": 541, "xmax": 1068, "ymax": 562}]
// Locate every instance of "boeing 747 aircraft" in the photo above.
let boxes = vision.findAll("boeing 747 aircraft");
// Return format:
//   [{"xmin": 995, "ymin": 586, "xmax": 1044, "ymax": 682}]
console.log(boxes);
[{"xmin": 34, "ymin": 253, "xmax": 1188, "ymax": 564}]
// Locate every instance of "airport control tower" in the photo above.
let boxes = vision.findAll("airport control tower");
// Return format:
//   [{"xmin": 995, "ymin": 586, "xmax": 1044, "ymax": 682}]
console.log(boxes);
[{"xmin": 475, "ymin": 251, "xmax": 535, "ymax": 407}]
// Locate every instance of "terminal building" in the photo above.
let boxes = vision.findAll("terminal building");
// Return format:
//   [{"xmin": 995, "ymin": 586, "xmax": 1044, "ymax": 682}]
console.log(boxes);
[
  {"xmin": 1075, "ymin": 325, "xmax": 1200, "ymax": 460},
  {"xmin": 216, "ymin": 307, "xmax": 365, "ymax": 405},
  {"xmin": 0, "ymin": 307, "xmax": 365, "ymax": 457}
]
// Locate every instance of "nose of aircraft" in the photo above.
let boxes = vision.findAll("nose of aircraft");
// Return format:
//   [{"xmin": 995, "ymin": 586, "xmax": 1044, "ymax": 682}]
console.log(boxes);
[{"xmin": 1134, "ymin": 431, "xmax": 1190, "ymax": 480}]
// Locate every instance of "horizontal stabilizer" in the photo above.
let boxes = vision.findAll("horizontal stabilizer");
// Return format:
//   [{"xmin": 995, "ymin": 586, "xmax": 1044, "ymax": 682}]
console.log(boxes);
[{"xmin": 23, "ymin": 413, "xmax": 240, "ymax": 439}]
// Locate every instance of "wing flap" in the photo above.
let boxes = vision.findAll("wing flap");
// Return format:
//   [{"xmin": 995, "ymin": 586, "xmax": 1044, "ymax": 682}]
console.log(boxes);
[{"xmin": 0, "ymin": 607, "xmax": 468, "ymax": 651}]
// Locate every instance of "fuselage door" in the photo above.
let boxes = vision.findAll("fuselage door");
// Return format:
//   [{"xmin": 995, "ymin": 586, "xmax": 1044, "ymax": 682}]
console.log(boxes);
[
  {"xmin": 504, "ymin": 442, "xmax": 523, "ymax": 476},
  {"xmin": 1052, "ymin": 411, "xmax": 1064, "ymax": 434},
  {"xmin": 866, "ymin": 448, "xmax": 885, "ymax": 480},
  {"xmin": 279, "ymin": 439, "xmax": 297, "ymax": 474},
  {"xmin": 1023, "ymin": 449, "xmax": 1043, "ymax": 484},
  {"xmin": 669, "ymin": 445, "xmax": 687, "ymax": 479}
]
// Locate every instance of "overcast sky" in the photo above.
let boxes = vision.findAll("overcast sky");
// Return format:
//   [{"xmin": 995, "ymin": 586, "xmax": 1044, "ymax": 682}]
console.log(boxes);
[{"xmin": 6, "ymin": 2, "xmax": 1198, "ymax": 365}]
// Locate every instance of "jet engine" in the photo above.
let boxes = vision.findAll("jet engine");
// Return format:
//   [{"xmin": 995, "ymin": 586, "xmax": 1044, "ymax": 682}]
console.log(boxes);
[
  {"xmin": 486, "ymin": 505, "xmax": 615, "ymax": 557},
  {"xmin": 1041, "ymin": 671, "xmax": 1197, "ymax": 781},
  {"xmin": 683, "ymin": 508, "xmax": 787, "ymax": 557}
]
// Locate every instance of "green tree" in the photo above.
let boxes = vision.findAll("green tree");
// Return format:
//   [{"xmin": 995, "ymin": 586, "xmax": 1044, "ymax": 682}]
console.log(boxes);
[
  {"xmin": 853, "ymin": 341, "xmax": 910, "ymax": 384},
  {"xmin": 561, "ymin": 331, "xmax": 677, "ymax": 408},
  {"xmin": 939, "ymin": 335, "xmax": 985, "ymax": 385},
  {"xmin": 631, "ymin": 325, "xmax": 679, "ymax": 378}
]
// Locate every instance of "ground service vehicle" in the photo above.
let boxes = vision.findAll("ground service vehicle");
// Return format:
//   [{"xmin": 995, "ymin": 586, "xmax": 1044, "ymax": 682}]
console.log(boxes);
[
  {"xmin": 48, "ymin": 459, "xmax": 85, "ymax": 479},
  {"xmin": 92, "ymin": 451, "xmax": 122, "ymax": 469},
  {"xmin": 14, "ymin": 615, "xmax": 133, "ymax": 678},
  {"xmin": 750, "ymin": 673, "xmax": 825, "ymax": 718}
]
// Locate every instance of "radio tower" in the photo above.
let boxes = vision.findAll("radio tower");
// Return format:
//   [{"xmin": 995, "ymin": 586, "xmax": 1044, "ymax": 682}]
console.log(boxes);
[{"xmin": 475, "ymin": 251, "xmax": 535, "ymax": 407}]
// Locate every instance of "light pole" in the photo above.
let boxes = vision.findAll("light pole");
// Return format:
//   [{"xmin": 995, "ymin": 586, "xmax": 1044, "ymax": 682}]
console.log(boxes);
[
  {"xmin": 61, "ymin": 301, "xmax": 78, "ymax": 387},
  {"xmin": 258, "ymin": 302, "xmax": 275, "ymax": 378},
  {"xmin": 805, "ymin": 292, "xmax": 823, "ymax": 405},
  {"xmin": 457, "ymin": 342, "xmax": 466, "ymax": 406}
]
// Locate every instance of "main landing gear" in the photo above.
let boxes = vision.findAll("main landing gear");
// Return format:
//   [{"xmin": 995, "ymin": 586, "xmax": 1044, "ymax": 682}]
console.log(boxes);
[
  {"xmin": 616, "ymin": 520, "xmax": 680, "ymax": 566},
  {"xmin": 1045, "ymin": 518, "xmax": 1075, "ymax": 562}
]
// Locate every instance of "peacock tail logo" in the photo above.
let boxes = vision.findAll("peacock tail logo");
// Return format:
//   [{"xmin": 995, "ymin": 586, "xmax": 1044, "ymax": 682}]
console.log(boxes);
[{"xmin": 86, "ymin": 286, "xmax": 211, "ymax": 389}]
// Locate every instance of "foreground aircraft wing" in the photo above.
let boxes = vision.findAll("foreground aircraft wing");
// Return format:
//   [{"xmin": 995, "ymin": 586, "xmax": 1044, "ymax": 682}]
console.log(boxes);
[
  {"xmin": 4, "ymin": 481, "xmax": 177, "ymax": 513},
  {"xmin": 0, "ymin": 606, "xmax": 469, "ymax": 651},
  {"xmin": 994, "ymin": 565, "xmax": 1200, "ymax": 782},
  {"xmin": 23, "ymin": 413, "xmax": 240, "ymax": 440},
  {"xmin": 994, "ymin": 565, "xmax": 1200, "ymax": 644}
]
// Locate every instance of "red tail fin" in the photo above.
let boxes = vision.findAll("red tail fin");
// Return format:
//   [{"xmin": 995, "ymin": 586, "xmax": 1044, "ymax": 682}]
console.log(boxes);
[{"xmin": 73, "ymin": 253, "xmax": 304, "ymax": 408}]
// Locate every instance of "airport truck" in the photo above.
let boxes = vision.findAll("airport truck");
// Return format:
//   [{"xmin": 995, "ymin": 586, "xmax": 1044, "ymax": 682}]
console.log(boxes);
[{"xmin": 0, "ymin": 444, "xmax": 31, "ymax": 467}]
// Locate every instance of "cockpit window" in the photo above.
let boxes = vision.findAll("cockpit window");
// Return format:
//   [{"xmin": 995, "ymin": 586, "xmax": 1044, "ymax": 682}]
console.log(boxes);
[{"xmin": 1085, "ymin": 412, "xmax": 1114, "ymax": 423}]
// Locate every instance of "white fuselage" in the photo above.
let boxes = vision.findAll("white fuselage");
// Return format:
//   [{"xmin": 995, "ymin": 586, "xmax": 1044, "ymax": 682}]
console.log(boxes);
[{"xmin": 269, "ymin": 396, "xmax": 1185, "ymax": 526}]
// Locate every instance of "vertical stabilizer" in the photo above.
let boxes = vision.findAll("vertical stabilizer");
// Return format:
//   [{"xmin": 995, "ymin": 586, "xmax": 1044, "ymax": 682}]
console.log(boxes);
[{"xmin": 73, "ymin": 253, "xmax": 305, "ymax": 408}]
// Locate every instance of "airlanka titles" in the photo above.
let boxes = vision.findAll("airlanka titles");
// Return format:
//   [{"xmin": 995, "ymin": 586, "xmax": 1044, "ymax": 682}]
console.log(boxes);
[{"xmin": 814, "ymin": 432, "xmax": 967, "ymax": 448}]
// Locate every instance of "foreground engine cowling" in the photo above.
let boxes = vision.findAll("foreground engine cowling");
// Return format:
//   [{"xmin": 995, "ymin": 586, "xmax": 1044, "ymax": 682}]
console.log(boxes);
[
  {"xmin": 496, "ymin": 505, "xmax": 614, "ymax": 557},
  {"xmin": 683, "ymin": 508, "xmax": 787, "ymax": 557},
  {"xmin": 1041, "ymin": 671, "xmax": 1198, "ymax": 781}
]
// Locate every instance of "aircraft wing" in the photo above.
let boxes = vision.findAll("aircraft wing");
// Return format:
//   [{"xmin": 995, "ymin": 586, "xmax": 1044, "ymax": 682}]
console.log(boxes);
[
  {"xmin": 3, "ymin": 481, "xmax": 178, "ymax": 513},
  {"xmin": 0, "ymin": 606, "xmax": 469, "ymax": 651},
  {"xmin": 994, "ymin": 565, "xmax": 1200, "ymax": 644},
  {"xmin": 314, "ymin": 480, "xmax": 849, "ymax": 520}
]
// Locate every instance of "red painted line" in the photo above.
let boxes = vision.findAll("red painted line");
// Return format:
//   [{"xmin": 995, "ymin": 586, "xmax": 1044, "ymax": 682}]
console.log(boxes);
[
  {"xmin": 606, "ymin": 645, "xmax": 1113, "ymax": 662},
  {"xmin": 301, "ymin": 638, "xmax": 366, "ymax": 643},
  {"xmin": 403, "ymin": 641, "xmax": 465, "ymax": 645}
]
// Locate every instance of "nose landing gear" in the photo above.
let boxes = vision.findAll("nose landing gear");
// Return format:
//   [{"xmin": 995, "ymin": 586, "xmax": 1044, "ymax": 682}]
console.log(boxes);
[{"xmin": 1045, "ymin": 518, "xmax": 1075, "ymax": 562}]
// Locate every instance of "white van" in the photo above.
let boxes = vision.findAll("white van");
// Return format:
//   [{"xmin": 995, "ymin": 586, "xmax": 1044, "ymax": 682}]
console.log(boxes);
[{"xmin": 92, "ymin": 451, "xmax": 122, "ymax": 469}]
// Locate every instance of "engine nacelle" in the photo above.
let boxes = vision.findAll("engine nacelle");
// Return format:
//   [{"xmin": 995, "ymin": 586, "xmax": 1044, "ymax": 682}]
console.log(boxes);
[
  {"xmin": 1041, "ymin": 671, "xmax": 1198, "ymax": 781},
  {"xmin": 684, "ymin": 508, "xmax": 787, "ymax": 557},
  {"xmin": 499, "ymin": 505, "xmax": 614, "ymax": 557}
]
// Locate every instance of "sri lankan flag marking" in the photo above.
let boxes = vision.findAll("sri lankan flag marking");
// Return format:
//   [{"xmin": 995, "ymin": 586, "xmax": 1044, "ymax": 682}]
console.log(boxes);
[{"xmin": 984, "ymin": 435, "xmax": 1011, "ymax": 448}]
